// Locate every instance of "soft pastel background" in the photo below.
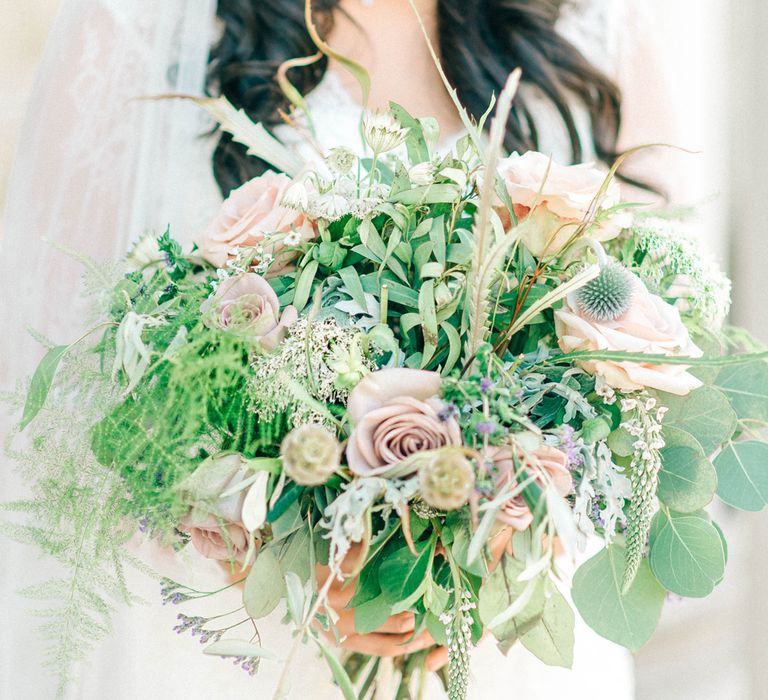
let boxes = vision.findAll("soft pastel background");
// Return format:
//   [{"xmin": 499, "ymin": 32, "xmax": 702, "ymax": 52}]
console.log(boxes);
[{"xmin": 1, "ymin": 1, "xmax": 766, "ymax": 698}]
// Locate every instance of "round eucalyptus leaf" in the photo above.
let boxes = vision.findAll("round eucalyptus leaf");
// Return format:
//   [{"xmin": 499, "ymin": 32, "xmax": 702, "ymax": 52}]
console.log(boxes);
[
  {"xmin": 714, "ymin": 361, "xmax": 768, "ymax": 423},
  {"xmin": 714, "ymin": 441, "xmax": 768, "ymax": 512},
  {"xmin": 657, "ymin": 427, "xmax": 717, "ymax": 513},
  {"xmin": 571, "ymin": 545, "xmax": 665, "ymax": 652},
  {"xmin": 244, "ymin": 547, "xmax": 285, "ymax": 619},
  {"xmin": 648, "ymin": 509, "xmax": 726, "ymax": 598},
  {"xmin": 660, "ymin": 386, "xmax": 737, "ymax": 457}
]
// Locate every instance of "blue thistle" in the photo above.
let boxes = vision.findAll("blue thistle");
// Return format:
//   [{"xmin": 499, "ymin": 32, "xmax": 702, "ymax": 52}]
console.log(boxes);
[{"xmin": 576, "ymin": 261, "xmax": 635, "ymax": 322}]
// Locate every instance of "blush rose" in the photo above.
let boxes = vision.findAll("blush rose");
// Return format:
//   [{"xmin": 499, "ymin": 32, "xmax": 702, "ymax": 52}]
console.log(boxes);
[
  {"xmin": 346, "ymin": 368, "xmax": 462, "ymax": 476},
  {"xmin": 198, "ymin": 170, "xmax": 315, "ymax": 272},
  {"xmin": 555, "ymin": 275, "xmax": 703, "ymax": 395}
]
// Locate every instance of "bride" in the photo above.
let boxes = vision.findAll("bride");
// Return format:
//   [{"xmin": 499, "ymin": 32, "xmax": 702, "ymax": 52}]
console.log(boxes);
[{"xmin": 0, "ymin": 0, "xmax": 680, "ymax": 697}]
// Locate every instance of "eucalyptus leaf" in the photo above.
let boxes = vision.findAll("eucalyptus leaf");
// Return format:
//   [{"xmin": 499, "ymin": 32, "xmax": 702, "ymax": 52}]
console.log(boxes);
[
  {"xmin": 660, "ymin": 386, "xmax": 737, "ymax": 456},
  {"xmin": 284, "ymin": 571, "xmax": 306, "ymax": 624},
  {"xmin": 648, "ymin": 509, "xmax": 726, "ymax": 598},
  {"xmin": 714, "ymin": 360, "xmax": 768, "ymax": 422},
  {"xmin": 657, "ymin": 427, "xmax": 717, "ymax": 513},
  {"xmin": 479, "ymin": 556, "xmax": 544, "ymax": 645},
  {"xmin": 21, "ymin": 345, "xmax": 68, "ymax": 430},
  {"xmin": 244, "ymin": 547, "xmax": 285, "ymax": 619},
  {"xmin": 571, "ymin": 545, "xmax": 665, "ymax": 652},
  {"xmin": 519, "ymin": 591, "xmax": 575, "ymax": 668},
  {"xmin": 278, "ymin": 524, "xmax": 312, "ymax": 584},
  {"xmin": 714, "ymin": 441, "xmax": 768, "ymax": 511}
]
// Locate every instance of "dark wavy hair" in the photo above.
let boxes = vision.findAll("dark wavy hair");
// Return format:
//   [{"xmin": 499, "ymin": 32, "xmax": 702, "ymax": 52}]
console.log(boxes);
[{"xmin": 208, "ymin": 0, "xmax": 623, "ymax": 197}]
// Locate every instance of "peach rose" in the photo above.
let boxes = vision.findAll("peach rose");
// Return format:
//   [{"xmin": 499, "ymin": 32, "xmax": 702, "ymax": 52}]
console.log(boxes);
[
  {"xmin": 177, "ymin": 453, "xmax": 259, "ymax": 562},
  {"xmin": 198, "ymin": 171, "xmax": 315, "ymax": 272},
  {"xmin": 555, "ymin": 275, "xmax": 703, "ymax": 395},
  {"xmin": 346, "ymin": 368, "xmax": 462, "ymax": 476},
  {"xmin": 497, "ymin": 151, "xmax": 621, "ymax": 257},
  {"xmin": 487, "ymin": 444, "xmax": 572, "ymax": 530},
  {"xmin": 203, "ymin": 273, "xmax": 297, "ymax": 351}
]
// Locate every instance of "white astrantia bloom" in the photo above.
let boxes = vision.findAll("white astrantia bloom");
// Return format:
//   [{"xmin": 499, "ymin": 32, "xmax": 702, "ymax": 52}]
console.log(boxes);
[
  {"xmin": 281, "ymin": 180, "xmax": 309, "ymax": 210},
  {"xmin": 126, "ymin": 234, "xmax": 162, "ymax": 272},
  {"xmin": 409, "ymin": 161, "xmax": 435, "ymax": 186},
  {"xmin": 363, "ymin": 110, "xmax": 409, "ymax": 153},
  {"xmin": 311, "ymin": 193, "xmax": 349, "ymax": 221}
]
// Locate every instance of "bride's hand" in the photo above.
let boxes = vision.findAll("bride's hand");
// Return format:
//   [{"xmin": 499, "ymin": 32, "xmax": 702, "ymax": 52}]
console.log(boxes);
[{"xmin": 315, "ymin": 543, "xmax": 448, "ymax": 669}]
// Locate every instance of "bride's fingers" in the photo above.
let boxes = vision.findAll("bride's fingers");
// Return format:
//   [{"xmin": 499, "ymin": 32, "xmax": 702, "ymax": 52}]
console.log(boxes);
[
  {"xmin": 331, "ymin": 610, "xmax": 415, "ymax": 637},
  {"xmin": 426, "ymin": 645, "xmax": 449, "ymax": 672},
  {"xmin": 339, "ymin": 629, "xmax": 435, "ymax": 657}
]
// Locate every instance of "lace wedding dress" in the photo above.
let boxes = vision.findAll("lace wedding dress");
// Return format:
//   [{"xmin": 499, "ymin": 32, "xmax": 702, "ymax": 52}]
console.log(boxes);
[{"xmin": 0, "ymin": 1, "xmax": 637, "ymax": 697}]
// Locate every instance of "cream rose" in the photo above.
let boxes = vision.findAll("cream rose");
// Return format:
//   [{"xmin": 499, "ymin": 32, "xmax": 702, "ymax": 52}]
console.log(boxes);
[
  {"xmin": 346, "ymin": 368, "xmax": 462, "ymax": 476},
  {"xmin": 555, "ymin": 275, "xmax": 703, "ymax": 395},
  {"xmin": 497, "ymin": 151, "xmax": 621, "ymax": 257},
  {"xmin": 203, "ymin": 272, "xmax": 297, "ymax": 351},
  {"xmin": 198, "ymin": 170, "xmax": 315, "ymax": 272},
  {"xmin": 177, "ymin": 453, "xmax": 260, "ymax": 562},
  {"xmin": 488, "ymin": 444, "xmax": 572, "ymax": 530}
]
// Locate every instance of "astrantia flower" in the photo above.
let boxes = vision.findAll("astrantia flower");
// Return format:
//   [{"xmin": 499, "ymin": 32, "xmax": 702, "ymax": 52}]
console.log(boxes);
[
  {"xmin": 326, "ymin": 147, "xmax": 357, "ymax": 175},
  {"xmin": 409, "ymin": 161, "xmax": 435, "ymax": 187},
  {"xmin": 314, "ymin": 193, "xmax": 349, "ymax": 221},
  {"xmin": 281, "ymin": 424, "xmax": 341, "ymax": 486},
  {"xmin": 280, "ymin": 181, "xmax": 310, "ymax": 211},
  {"xmin": 363, "ymin": 110, "xmax": 409, "ymax": 153},
  {"xmin": 419, "ymin": 449, "xmax": 475, "ymax": 511},
  {"xmin": 126, "ymin": 234, "xmax": 162, "ymax": 272}
]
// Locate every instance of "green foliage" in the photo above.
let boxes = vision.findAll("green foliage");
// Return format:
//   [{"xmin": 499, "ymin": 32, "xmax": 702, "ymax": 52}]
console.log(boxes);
[
  {"xmin": 572, "ymin": 545, "xmax": 665, "ymax": 652},
  {"xmin": 20, "ymin": 345, "xmax": 69, "ymax": 430},
  {"xmin": 244, "ymin": 547, "xmax": 284, "ymax": 619},
  {"xmin": 714, "ymin": 441, "xmax": 768, "ymax": 511},
  {"xmin": 657, "ymin": 427, "xmax": 717, "ymax": 513},
  {"xmin": 519, "ymin": 591, "xmax": 575, "ymax": 668},
  {"xmin": 714, "ymin": 360, "xmax": 768, "ymax": 422},
  {"xmin": 648, "ymin": 509, "xmax": 726, "ymax": 597}
]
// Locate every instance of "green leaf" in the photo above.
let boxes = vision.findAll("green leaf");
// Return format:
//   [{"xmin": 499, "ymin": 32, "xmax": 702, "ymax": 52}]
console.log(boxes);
[
  {"xmin": 314, "ymin": 638, "xmax": 358, "ymax": 700},
  {"xmin": 244, "ymin": 547, "xmax": 285, "ymax": 618},
  {"xmin": 657, "ymin": 427, "xmax": 717, "ymax": 513},
  {"xmin": 648, "ymin": 509, "xmax": 726, "ymax": 597},
  {"xmin": 360, "ymin": 275, "xmax": 419, "ymax": 308},
  {"xmin": 714, "ymin": 441, "xmax": 768, "ymax": 511},
  {"xmin": 451, "ymin": 526, "xmax": 488, "ymax": 577},
  {"xmin": 571, "ymin": 545, "xmax": 665, "ymax": 652},
  {"xmin": 389, "ymin": 102, "xmax": 430, "ymax": 163},
  {"xmin": 714, "ymin": 360, "xmax": 768, "ymax": 422},
  {"xmin": 418, "ymin": 279, "xmax": 439, "ymax": 347},
  {"xmin": 358, "ymin": 218, "xmax": 388, "ymax": 260},
  {"xmin": 479, "ymin": 556, "xmax": 544, "ymax": 644},
  {"xmin": 292, "ymin": 259, "xmax": 319, "ymax": 312},
  {"xmin": 354, "ymin": 595, "xmax": 393, "ymax": 635},
  {"xmin": 390, "ymin": 184, "xmax": 460, "ymax": 205},
  {"xmin": 338, "ymin": 266, "xmax": 369, "ymax": 314},
  {"xmin": 277, "ymin": 524, "xmax": 312, "ymax": 584},
  {"xmin": 519, "ymin": 591, "xmax": 575, "ymax": 668},
  {"xmin": 21, "ymin": 345, "xmax": 68, "ymax": 429},
  {"xmin": 660, "ymin": 386, "xmax": 737, "ymax": 456},
  {"xmin": 379, "ymin": 542, "xmax": 433, "ymax": 605},
  {"xmin": 440, "ymin": 321, "xmax": 462, "ymax": 374},
  {"xmin": 428, "ymin": 216, "xmax": 447, "ymax": 267}
]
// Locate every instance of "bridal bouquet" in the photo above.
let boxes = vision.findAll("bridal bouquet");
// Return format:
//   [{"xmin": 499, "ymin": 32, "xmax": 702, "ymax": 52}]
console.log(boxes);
[{"xmin": 8, "ymin": 69, "xmax": 768, "ymax": 699}]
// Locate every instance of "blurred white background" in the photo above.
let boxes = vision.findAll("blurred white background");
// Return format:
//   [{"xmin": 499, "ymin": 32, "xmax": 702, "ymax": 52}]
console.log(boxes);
[{"xmin": 1, "ymin": 1, "xmax": 766, "ymax": 698}]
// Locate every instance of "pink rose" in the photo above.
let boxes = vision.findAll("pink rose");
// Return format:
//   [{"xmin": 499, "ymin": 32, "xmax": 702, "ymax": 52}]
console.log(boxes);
[
  {"xmin": 497, "ymin": 151, "xmax": 622, "ymax": 257},
  {"xmin": 555, "ymin": 274, "xmax": 703, "ymax": 395},
  {"xmin": 203, "ymin": 272, "xmax": 297, "ymax": 351},
  {"xmin": 487, "ymin": 444, "xmax": 572, "ymax": 530},
  {"xmin": 346, "ymin": 368, "xmax": 462, "ymax": 476},
  {"xmin": 198, "ymin": 171, "xmax": 315, "ymax": 272},
  {"xmin": 177, "ymin": 453, "xmax": 255, "ymax": 562}
]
